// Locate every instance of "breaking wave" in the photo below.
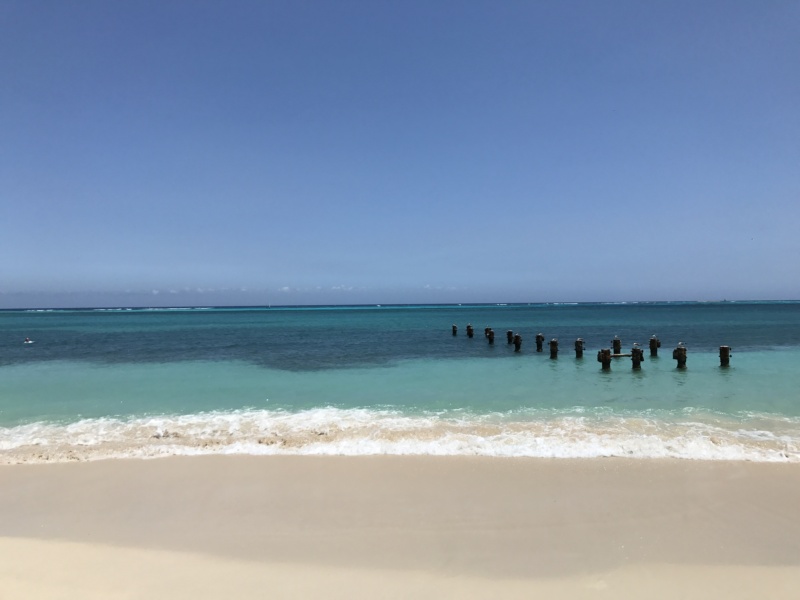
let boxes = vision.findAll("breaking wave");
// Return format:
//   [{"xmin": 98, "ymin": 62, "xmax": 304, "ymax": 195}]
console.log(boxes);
[{"xmin": 1, "ymin": 407, "xmax": 798, "ymax": 464}]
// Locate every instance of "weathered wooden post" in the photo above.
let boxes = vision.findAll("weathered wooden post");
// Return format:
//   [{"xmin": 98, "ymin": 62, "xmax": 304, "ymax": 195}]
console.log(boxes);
[
  {"xmin": 673, "ymin": 343, "xmax": 687, "ymax": 368},
  {"xmin": 513, "ymin": 333, "xmax": 522, "ymax": 352},
  {"xmin": 631, "ymin": 344, "xmax": 644, "ymax": 369},
  {"xmin": 506, "ymin": 330, "xmax": 514, "ymax": 344},
  {"xmin": 452, "ymin": 324, "xmax": 458, "ymax": 336},
  {"xmin": 719, "ymin": 345, "xmax": 731, "ymax": 367},
  {"xmin": 487, "ymin": 329, "xmax": 495, "ymax": 344},
  {"xmin": 466, "ymin": 324, "xmax": 474, "ymax": 338},
  {"xmin": 612, "ymin": 336, "xmax": 622, "ymax": 355},
  {"xmin": 535, "ymin": 333, "xmax": 545, "ymax": 352},
  {"xmin": 597, "ymin": 348, "xmax": 612, "ymax": 370},
  {"xmin": 549, "ymin": 338, "xmax": 559, "ymax": 359},
  {"xmin": 649, "ymin": 335, "xmax": 660, "ymax": 357},
  {"xmin": 574, "ymin": 338, "xmax": 585, "ymax": 358}
]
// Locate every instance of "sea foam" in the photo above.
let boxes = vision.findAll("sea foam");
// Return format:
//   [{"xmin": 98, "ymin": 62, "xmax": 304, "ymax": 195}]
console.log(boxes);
[{"xmin": 1, "ymin": 407, "xmax": 797, "ymax": 464}]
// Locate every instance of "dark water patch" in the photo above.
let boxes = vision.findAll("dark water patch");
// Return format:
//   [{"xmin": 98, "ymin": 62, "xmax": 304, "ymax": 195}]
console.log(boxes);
[{"xmin": 2, "ymin": 303, "xmax": 800, "ymax": 371}]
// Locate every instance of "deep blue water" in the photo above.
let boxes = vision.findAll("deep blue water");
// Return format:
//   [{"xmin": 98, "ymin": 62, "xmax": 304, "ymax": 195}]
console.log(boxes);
[{"xmin": 3, "ymin": 302, "xmax": 798, "ymax": 370}]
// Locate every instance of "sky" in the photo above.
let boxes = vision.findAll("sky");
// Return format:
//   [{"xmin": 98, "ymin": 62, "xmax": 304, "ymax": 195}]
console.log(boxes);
[{"xmin": 1, "ymin": 0, "xmax": 798, "ymax": 308}]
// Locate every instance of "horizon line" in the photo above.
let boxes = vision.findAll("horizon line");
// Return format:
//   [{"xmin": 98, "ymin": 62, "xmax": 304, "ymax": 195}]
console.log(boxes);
[{"xmin": 3, "ymin": 299, "xmax": 799, "ymax": 312}]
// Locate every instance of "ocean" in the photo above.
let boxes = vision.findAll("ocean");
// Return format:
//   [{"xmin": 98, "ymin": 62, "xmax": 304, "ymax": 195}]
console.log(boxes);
[{"xmin": 1, "ymin": 302, "xmax": 799, "ymax": 463}]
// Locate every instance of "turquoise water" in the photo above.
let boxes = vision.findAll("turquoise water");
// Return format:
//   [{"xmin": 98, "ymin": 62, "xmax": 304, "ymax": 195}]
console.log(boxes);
[{"xmin": 1, "ymin": 302, "xmax": 799, "ymax": 462}]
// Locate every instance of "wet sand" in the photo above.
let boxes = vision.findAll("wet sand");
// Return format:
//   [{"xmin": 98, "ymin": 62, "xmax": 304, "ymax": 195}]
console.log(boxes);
[{"xmin": 1, "ymin": 456, "xmax": 799, "ymax": 598}]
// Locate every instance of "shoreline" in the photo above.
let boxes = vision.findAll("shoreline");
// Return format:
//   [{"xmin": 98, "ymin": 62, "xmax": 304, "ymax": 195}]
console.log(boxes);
[
  {"xmin": 3, "ymin": 403, "xmax": 799, "ymax": 464},
  {"xmin": 2, "ymin": 456, "xmax": 800, "ymax": 597}
]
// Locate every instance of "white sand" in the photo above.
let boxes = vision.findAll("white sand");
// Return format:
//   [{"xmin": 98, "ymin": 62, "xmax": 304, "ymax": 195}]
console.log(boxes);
[{"xmin": 1, "ymin": 456, "xmax": 799, "ymax": 598}]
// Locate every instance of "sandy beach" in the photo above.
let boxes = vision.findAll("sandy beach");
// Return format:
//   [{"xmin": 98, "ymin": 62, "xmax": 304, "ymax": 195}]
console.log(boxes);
[{"xmin": 1, "ymin": 456, "xmax": 799, "ymax": 598}]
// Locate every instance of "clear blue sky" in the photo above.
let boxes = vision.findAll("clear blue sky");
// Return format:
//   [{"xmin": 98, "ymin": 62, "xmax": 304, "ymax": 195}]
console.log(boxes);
[{"xmin": 2, "ymin": 0, "xmax": 798, "ymax": 308}]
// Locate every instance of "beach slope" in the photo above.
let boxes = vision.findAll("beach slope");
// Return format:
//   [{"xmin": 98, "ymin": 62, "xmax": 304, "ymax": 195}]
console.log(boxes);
[{"xmin": 1, "ymin": 456, "xmax": 799, "ymax": 598}]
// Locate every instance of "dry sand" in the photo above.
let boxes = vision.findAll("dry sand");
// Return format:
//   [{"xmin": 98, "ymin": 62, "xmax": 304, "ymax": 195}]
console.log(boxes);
[{"xmin": 1, "ymin": 456, "xmax": 799, "ymax": 598}]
